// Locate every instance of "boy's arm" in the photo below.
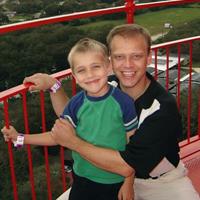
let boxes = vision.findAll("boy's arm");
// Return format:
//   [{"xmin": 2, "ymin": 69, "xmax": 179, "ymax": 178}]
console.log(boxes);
[
  {"xmin": 1, "ymin": 126, "xmax": 57, "ymax": 146},
  {"xmin": 23, "ymin": 73, "xmax": 69, "ymax": 117},
  {"xmin": 50, "ymin": 87, "xmax": 69, "ymax": 117}
]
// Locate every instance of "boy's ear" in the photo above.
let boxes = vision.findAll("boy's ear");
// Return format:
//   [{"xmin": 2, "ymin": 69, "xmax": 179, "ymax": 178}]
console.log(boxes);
[{"xmin": 71, "ymin": 71, "xmax": 78, "ymax": 82}]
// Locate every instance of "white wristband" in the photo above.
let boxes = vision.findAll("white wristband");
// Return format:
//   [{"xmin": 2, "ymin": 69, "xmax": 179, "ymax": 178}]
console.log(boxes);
[
  {"xmin": 48, "ymin": 80, "xmax": 61, "ymax": 93},
  {"xmin": 13, "ymin": 134, "xmax": 24, "ymax": 148}
]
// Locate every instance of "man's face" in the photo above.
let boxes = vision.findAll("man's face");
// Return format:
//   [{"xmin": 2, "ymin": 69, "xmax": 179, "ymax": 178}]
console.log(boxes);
[{"xmin": 110, "ymin": 35, "xmax": 151, "ymax": 90}]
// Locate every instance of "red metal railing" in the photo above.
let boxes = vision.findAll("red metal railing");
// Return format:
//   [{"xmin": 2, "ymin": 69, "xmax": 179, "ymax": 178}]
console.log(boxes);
[{"xmin": 0, "ymin": 0, "xmax": 200, "ymax": 199}]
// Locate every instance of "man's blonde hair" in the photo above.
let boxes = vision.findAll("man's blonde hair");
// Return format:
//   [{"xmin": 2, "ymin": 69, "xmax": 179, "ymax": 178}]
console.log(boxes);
[
  {"xmin": 68, "ymin": 38, "xmax": 109, "ymax": 71},
  {"xmin": 107, "ymin": 24, "xmax": 151, "ymax": 54}
]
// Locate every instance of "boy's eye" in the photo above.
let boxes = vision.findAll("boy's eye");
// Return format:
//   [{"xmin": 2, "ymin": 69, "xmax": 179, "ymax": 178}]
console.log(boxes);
[{"xmin": 76, "ymin": 68, "xmax": 85, "ymax": 74}]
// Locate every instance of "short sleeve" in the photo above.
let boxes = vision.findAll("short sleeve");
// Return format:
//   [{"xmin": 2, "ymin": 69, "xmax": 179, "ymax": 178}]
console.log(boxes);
[{"xmin": 60, "ymin": 91, "xmax": 84, "ymax": 128}]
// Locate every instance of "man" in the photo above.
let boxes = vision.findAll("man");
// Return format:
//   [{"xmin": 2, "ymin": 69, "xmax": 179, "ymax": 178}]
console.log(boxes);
[{"xmin": 24, "ymin": 24, "xmax": 200, "ymax": 200}]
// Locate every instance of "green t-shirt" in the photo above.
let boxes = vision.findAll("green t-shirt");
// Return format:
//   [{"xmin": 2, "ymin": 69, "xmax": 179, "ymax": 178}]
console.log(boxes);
[{"xmin": 62, "ymin": 85, "xmax": 138, "ymax": 184}]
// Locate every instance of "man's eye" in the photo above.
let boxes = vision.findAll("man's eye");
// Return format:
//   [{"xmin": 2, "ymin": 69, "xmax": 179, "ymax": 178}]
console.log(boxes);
[
  {"xmin": 132, "ymin": 54, "xmax": 143, "ymax": 60},
  {"xmin": 114, "ymin": 55, "xmax": 123, "ymax": 60}
]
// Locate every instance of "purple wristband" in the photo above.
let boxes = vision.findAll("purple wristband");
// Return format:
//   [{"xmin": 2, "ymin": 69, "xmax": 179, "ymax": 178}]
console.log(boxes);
[
  {"xmin": 13, "ymin": 134, "xmax": 24, "ymax": 148},
  {"xmin": 48, "ymin": 80, "xmax": 61, "ymax": 93}
]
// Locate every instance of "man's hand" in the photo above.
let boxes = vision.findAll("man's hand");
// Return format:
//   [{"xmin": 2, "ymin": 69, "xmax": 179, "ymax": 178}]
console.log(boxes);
[
  {"xmin": 23, "ymin": 73, "xmax": 57, "ymax": 91},
  {"xmin": 51, "ymin": 118, "xmax": 78, "ymax": 150},
  {"xmin": 118, "ymin": 175, "xmax": 134, "ymax": 200}
]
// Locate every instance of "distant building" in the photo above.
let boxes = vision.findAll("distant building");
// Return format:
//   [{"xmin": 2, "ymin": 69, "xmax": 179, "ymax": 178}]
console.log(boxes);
[
  {"xmin": 147, "ymin": 55, "xmax": 199, "ymax": 95},
  {"xmin": 4, "ymin": 11, "xmax": 16, "ymax": 18}
]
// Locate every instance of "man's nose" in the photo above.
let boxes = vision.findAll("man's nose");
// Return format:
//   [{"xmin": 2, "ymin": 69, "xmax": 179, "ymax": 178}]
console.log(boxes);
[{"xmin": 125, "ymin": 57, "xmax": 133, "ymax": 68}]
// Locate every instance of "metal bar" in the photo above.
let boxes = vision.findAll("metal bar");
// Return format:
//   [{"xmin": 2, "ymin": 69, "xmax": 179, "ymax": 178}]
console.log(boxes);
[
  {"xmin": 60, "ymin": 147, "xmax": 67, "ymax": 191},
  {"xmin": 152, "ymin": 36, "xmax": 200, "ymax": 49},
  {"xmin": 3, "ymin": 100, "xmax": 18, "ymax": 200},
  {"xmin": 72, "ymin": 76, "xmax": 77, "ymax": 97},
  {"xmin": 187, "ymin": 41, "xmax": 193, "ymax": 142},
  {"xmin": 39, "ymin": 91, "xmax": 52, "ymax": 200},
  {"xmin": 198, "ymin": 89, "xmax": 200, "ymax": 138},
  {"xmin": 0, "ymin": 7, "xmax": 125, "ymax": 35},
  {"xmin": 177, "ymin": 44, "xmax": 181, "ymax": 110},
  {"xmin": 136, "ymin": 0, "xmax": 200, "ymax": 10},
  {"xmin": 125, "ymin": 0, "xmax": 134, "ymax": 24},
  {"xmin": 165, "ymin": 47, "xmax": 169, "ymax": 91},
  {"xmin": 21, "ymin": 92, "xmax": 36, "ymax": 200},
  {"xmin": 0, "ymin": 69, "xmax": 72, "ymax": 101},
  {"xmin": 154, "ymin": 49, "xmax": 158, "ymax": 80}
]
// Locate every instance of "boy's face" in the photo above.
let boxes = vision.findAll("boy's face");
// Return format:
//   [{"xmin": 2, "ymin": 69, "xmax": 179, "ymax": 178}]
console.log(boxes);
[{"xmin": 72, "ymin": 51, "xmax": 111, "ymax": 97}]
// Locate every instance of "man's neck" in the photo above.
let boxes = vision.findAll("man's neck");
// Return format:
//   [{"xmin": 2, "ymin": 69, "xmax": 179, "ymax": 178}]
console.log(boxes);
[{"xmin": 121, "ymin": 76, "xmax": 151, "ymax": 100}]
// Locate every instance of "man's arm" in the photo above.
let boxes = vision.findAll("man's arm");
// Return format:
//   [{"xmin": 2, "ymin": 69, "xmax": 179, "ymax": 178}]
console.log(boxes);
[
  {"xmin": 23, "ymin": 73, "xmax": 69, "ymax": 116},
  {"xmin": 51, "ymin": 118, "xmax": 134, "ymax": 177}
]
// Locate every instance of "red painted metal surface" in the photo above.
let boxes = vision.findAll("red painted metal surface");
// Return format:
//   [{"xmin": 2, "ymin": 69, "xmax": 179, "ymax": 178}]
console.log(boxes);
[
  {"xmin": 39, "ymin": 91, "xmax": 52, "ymax": 200},
  {"xmin": 187, "ymin": 41, "xmax": 193, "ymax": 142},
  {"xmin": 0, "ymin": 0, "xmax": 200, "ymax": 199},
  {"xmin": 177, "ymin": 44, "xmax": 181, "ymax": 110},
  {"xmin": 22, "ymin": 92, "xmax": 36, "ymax": 200},
  {"xmin": 166, "ymin": 47, "xmax": 169, "ymax": 91},
  {"xmin": 0, "ymin": 0, "xmax": 199, "ymax": 35},
  {"xmin": 3, "ymin": 100, "xmax": 19, "ymax": 200}
]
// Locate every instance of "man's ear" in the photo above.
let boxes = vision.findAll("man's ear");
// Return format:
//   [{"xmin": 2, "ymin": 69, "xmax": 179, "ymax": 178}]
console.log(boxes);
[
  {"xmin": 107, "ymin": 59, "xmax": 113, "ymax": 75},
  {"xmin": 147, "ymin": 50, "xmax": 152, "ymax": 66}
]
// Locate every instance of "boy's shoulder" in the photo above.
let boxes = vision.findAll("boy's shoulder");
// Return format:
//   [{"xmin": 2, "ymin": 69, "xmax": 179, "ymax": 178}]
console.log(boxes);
[
  {"xmin": 67, "ymin": 90, "xmax": 85, "ymax": 108},
  {"xmin": 110, "ymin": 85, "xmax": 135, "ymax": 107}
]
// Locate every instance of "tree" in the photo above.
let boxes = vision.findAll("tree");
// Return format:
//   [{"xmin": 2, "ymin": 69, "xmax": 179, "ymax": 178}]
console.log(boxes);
[{"xmin": 0, "ymin": 12, "xmax": 9, "ymax": 25}]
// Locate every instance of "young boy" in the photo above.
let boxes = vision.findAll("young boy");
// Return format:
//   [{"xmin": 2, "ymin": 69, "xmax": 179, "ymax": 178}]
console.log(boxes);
[{"xmin": 2, "ymin": 38, "xmax": 138, "ymax": 200}]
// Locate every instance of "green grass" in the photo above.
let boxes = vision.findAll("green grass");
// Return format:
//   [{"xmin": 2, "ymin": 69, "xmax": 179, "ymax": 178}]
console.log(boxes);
[
  {"xmin": 135, "ymin": 7, "xmax": 200, "ymax": 35},
  {"xmin": 79, "ymin": 7, "xmax": 200, "ymax": 36}
]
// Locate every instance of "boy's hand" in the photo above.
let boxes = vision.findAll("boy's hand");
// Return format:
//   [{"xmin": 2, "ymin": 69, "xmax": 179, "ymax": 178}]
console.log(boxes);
[
  {"xmin": 1, "ymin": 126, "xmax": 19, "ymax": 143},
  {"xmin": 23, "ymin": 73, "xmax": 57, "ymax": 91}
]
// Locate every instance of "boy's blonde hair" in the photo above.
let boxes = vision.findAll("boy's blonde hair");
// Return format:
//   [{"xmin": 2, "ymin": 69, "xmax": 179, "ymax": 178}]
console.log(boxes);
[
  {"xmin": 68, "ymin": 38, "xmax": 109, "ymax": 72},
  {"xmin": 107, "ymin": 24, "xmax": 151, "ymax": 54}
]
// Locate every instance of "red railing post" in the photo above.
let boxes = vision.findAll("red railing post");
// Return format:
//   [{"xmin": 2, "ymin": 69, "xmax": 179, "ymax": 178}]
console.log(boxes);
[
  {"xmin": 177, "ymin": 44, "xmax": 181, "ymax": 110},
  {"xmin": 187, "ymin": 41, "xmax": 193, "ymax": 142},
  {"xmin": 21, "ymin": 92, "xmax": 36, "ymax": 200},
  {"xmin": 3, "ymin": 100, "xmax": 19, "ymax": 200},
  {"xmin": 72, "ymin": 76, "xmax": 77, "ymax": 96},
  {"xmin": 125, "ymin": 0, "xmax": 135, "ymax": 23},
  {"xmin": 39, "ymin": 91, "xmax": 52, "ymax": 200},
  {"xmin": 165, "ymin": 47, "xmax": 169, "ymax": 91},
  {"xmin": 154, "ymin": 49, "xmax": 158, "ymax": 80},
  {"xmin": 198, "ymin": 88, "xmax": 200, "ymax": 138}
]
